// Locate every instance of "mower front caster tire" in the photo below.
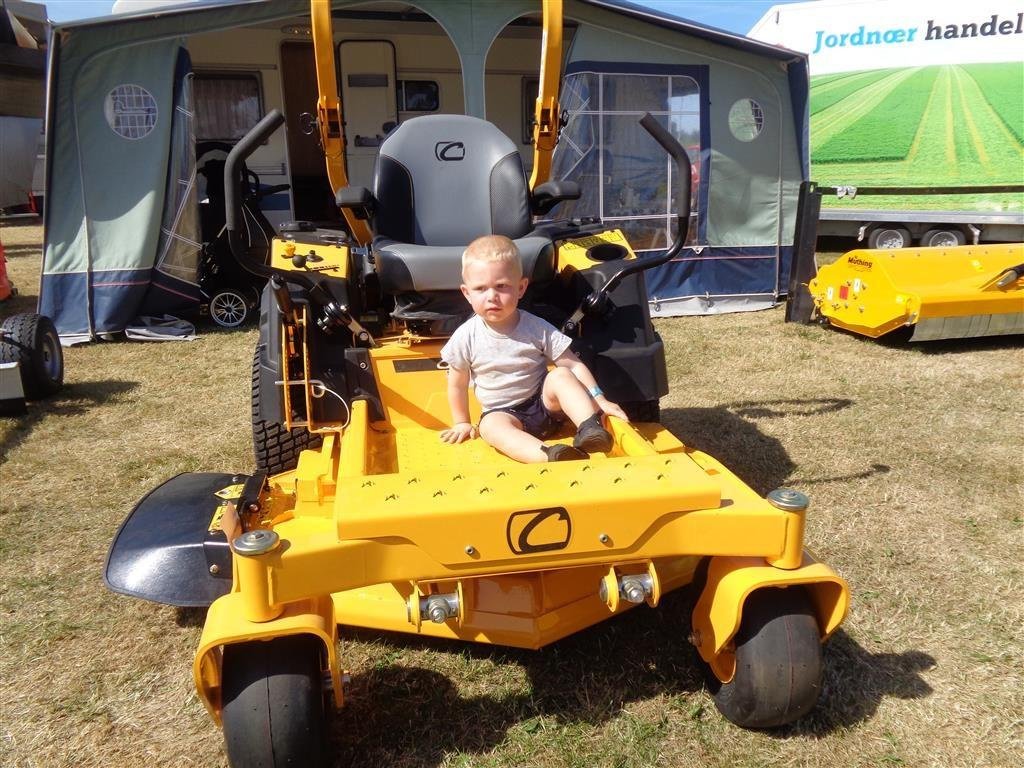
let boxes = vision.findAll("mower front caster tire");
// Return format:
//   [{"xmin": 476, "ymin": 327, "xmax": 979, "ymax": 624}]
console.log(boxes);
[
  {"xmin": 222, "ymin": 635, "xmax": 329, "ymax": 768},
  {"xmin": 707, "ymin": 587, "xmax": 822, "ymax": 729}
]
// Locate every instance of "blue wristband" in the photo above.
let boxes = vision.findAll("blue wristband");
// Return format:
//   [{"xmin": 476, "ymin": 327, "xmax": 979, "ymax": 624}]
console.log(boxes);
[{"xmin": 588, "ymin": 386, "xmax": 603, "ymax": 399}]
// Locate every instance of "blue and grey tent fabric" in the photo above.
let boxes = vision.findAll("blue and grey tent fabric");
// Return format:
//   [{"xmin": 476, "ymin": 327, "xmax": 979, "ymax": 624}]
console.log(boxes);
[{"xmin": 38, "ymin": 40, "xmax": 200, "ymax": 342}]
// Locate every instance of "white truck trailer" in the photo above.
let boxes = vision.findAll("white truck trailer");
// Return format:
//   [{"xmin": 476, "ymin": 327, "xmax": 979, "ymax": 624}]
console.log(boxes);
[{"xmin": 750, "ymin": 0, "xmax": 1024, "ymax": 246}]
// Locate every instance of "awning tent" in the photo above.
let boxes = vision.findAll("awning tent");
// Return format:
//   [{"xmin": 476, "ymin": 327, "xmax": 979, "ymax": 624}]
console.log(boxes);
[{"xmin": 39, "ymin": 0, "xmax": 808, "ymax": 340}]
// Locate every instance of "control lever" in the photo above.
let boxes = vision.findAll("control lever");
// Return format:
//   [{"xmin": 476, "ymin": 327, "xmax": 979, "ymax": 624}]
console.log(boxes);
[{"xmin": 561, "ymin": 112, "xmax": 693, "ymax": 335}]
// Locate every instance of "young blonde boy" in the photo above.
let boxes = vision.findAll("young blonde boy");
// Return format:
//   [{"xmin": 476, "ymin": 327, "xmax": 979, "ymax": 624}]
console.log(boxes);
[{"xmin": 439, "ymin": 234, "xmax": 627, "ymax": 462}]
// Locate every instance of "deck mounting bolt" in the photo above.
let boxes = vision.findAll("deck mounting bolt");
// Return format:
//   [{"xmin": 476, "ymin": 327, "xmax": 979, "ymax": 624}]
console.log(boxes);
[
  {"xmin": 599, "ymin": 533, "xmax": 610, "ymax": 544},
  {"xmin": 231, "ymin": 529, "xmax": 280, "ymax": 556},
  {"xmin": 766, "ymin": 488, "xmax": 809, "ymax": 512},
  {"xmin": 465, "ymin": 545, "xmax": 476, "ymax": 556},
  {"xmin": 209, "ymin": 564, "xmax": 220, "ymax": 575}
]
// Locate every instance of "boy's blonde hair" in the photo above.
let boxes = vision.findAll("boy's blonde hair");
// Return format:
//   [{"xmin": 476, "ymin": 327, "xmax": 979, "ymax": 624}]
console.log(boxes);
[{"xmin": 462, "ymin": 235, "xmax": 522, "ymax": 280}]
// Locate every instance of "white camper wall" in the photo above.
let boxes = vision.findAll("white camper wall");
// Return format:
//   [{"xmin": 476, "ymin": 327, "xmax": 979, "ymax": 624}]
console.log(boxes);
[{"xmin": 187, "ymin": 17, "xmax": 542, "ymax": 217}]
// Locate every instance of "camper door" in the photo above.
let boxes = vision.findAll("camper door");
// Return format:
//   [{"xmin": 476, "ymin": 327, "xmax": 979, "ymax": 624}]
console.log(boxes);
[{"xmin": 339, "ymin": 40, "xmax": 397, "ymax": 188}]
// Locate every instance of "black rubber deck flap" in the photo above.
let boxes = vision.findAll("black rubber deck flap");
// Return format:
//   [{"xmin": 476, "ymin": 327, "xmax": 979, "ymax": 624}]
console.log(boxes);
[{"xmin": 105, "ymin": 471, "xmax": 248, "ymax": 607}]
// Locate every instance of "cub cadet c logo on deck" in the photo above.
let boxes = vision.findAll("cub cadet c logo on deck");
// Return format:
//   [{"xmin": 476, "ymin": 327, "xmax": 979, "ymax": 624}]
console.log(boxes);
[
  {"xmin": 506, "ymin": 507, "xmax": 572, "ymax": 554},
  {"xmin": 434, "ymin": 141, "xmax": 465, "ymax": 161}
]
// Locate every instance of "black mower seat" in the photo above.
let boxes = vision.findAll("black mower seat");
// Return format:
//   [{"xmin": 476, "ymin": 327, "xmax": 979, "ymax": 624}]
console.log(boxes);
[{"xmin": 369, "ymin": 114, "xmax": 555, "ymax": 298}]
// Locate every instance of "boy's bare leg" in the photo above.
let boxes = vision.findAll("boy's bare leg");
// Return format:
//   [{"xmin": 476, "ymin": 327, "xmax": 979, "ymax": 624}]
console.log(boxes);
[
  {"xmin": 541, "ymin": 367, "xmax": 598, "ymax": 426},
  {"xmin": 478, "ymin": 412, "xmax": 547, "ymax": 463}
]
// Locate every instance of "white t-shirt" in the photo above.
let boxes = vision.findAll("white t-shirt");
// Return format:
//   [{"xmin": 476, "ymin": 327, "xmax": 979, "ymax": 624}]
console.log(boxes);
[{"xmin": 440, "ymin": 310, "xmax": 572, "ymax": 410}]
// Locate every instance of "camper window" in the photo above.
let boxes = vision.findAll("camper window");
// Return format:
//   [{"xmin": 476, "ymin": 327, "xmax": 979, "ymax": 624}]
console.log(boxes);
[
  {"xmin": 193, "ymin": 73, "xmax": 263, "ymax": 142},
  {"xmin": 397, "ymin": 80, "xmax": 438, "ymax": 112},
  {"xmin": 551, "ymin": 71, "xmax": 702, "ymax": 251}
]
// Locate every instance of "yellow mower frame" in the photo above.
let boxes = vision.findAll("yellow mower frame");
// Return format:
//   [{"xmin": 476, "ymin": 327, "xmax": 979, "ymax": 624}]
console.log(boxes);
[{"xmin": 192, "ymin": 233, "xmax": 848, "ymax": 725}]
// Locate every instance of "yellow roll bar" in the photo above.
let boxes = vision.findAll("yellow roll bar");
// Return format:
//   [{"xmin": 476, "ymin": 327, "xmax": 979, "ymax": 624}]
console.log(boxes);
[
  {"xmin": 311, "ymin": 0, "xmax": 372, "ymax": 245},
  {"xmin": 529, "ymin": 0, "xmax": 563, "ymax": 191}
]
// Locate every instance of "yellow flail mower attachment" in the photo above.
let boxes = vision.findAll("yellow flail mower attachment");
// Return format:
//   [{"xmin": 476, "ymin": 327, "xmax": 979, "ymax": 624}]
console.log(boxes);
[{"xmin": 809, "ymin": 243, "xmax": 1024, "ymax": 341}]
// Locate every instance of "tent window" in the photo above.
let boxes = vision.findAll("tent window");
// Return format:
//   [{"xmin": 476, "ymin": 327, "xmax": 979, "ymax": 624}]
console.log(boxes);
[
  {"xmin": 551, "ymin": 71, "xmax": 702, "ymax": 250},
  {"xmin": 193, "ymin": 72, "xmax": 263, "ymax": 142}
]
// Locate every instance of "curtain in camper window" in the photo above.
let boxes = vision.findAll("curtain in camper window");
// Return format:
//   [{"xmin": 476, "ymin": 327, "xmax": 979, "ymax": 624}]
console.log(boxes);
[{"xmin": 551, "ymin": 68, "xmax": 707, "ymax": 250}]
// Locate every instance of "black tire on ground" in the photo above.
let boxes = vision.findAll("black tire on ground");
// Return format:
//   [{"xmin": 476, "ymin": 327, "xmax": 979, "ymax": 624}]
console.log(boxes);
[
  {"xmin": 0, "ymin": 313, "xmax": 63, "ymax": 399},
  {"xmin": 621, "ymin": 399, "xmax": 660, "ymax": 423},
  {"xmin": 867, "ymin": 226, "xmax": 911, "ymax": 249},
  {"xmin": 252, "ymin": 346, "xmax": 322, "ymax": 474},
  {"xmin": 210, "ymin": 289, "xmax": 252, "ymax": 328},
  {"xmin": 221, "ymin": 635, "xmax": 329, "ymax": 768},
  {"xmin": 919, "ymin": 228, "xmax": 966, "ymax": 248},
  {"xmin": 707, "ymin": 586, "xmax": 823, "ymax": 729}
]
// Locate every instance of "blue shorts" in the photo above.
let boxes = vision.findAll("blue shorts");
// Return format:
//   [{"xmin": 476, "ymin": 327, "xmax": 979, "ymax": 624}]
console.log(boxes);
[{"xmin": 481, "ymin": 390, "xmax": 565, "ymax": 439}]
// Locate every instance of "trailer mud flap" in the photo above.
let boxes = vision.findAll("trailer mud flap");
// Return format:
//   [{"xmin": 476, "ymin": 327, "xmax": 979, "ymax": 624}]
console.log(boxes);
[{"xmin": 104, "ymin": 472, "xmax": 250, "ymax": 607}]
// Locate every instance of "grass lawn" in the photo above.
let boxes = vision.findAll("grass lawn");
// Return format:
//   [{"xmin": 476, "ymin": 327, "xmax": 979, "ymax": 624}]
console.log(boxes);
[{"xmin": 1, "ymin": 219, "xmax": 1022, "ymax": 767}]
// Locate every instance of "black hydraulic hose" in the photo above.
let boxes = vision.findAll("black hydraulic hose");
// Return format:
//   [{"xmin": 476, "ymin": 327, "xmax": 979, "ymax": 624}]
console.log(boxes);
[{"xmin": 592, "ymin": 113, "xmax": 693, "ymax": 298}]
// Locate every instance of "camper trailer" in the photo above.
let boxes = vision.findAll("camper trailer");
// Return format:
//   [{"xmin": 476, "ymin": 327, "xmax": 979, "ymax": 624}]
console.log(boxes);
[{"xmin": 40, "ymin": 0, "xmax": 812, "ymax": 342}]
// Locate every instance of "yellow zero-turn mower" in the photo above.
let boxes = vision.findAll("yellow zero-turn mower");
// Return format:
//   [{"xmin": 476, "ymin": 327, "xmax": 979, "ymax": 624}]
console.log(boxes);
[
  {"xmin": 809, "ymin": 243, "xmax": 1024, "ymax": 341},
  {"xmin": 104, "ymin": 6, "xmax": 848, "ymax": 766}
]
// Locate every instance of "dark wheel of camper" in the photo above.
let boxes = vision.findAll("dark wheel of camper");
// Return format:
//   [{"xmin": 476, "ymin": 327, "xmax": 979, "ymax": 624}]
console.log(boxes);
[
  {"xmin": 707, "ymin": 587, "xmax": 822, "ymax": 729},
  {"xmin": 0, "ymin": 313, "xmax": 64, "ymax": 399},
  {"xmin": 867, "ymin": 226, "xmax": 911, "ymax": 249},
  {"xmin": 621, "ymin": 399, "xmax": 660, "ymax": 423},
  {"xmin": 210, "ymin": 289, "xmax": 251, "ymax": 328},
  {"xmin": 252, "ymin": 347, "xmax": 322, "ymax": 474},
  {"xmin": 920, "ymin": 228, "xmax": 966, "ymax": 248},
  {"xmin": 221, "ymin": 635, "xmax": 329, "ymax": 768}
]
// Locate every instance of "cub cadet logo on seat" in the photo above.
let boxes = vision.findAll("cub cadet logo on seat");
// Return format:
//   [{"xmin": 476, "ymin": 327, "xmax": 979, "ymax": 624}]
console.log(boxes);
[
  {"xmin": 506, "ymin": 507, "xmax": 572, "ymax": 555},
  {"xmin": 434, "ymin": 141, "xmax": 465, "ymax": 161}
]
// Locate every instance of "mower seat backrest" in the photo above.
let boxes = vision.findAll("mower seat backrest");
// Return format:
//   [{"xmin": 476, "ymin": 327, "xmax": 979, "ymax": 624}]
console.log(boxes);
[{"xmin": 372, "ymin": 114, "xmax": 554, "ymax": 294}]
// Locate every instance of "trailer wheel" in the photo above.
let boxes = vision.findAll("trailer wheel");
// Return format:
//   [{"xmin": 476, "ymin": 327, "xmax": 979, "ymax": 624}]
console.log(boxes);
[
  {"xmin": 920, "ymin": 228, "xmax": 965, "ymax": 248},
  {"xmin": 222, "ymin": 635, "xmax": 329, "ymax": 768},
  {"xmin": 252, "ymin": 346, "xmax": 322, "ymax": 474},
  {"xmin": 707, "ymin": 587, "xmax": 822, "ymax": 729},
  {"xmin": 0, "ymin": 313, "xmax": 63, "ymax": 399},
  {"xmin": 621, "ymin": 399, "xmax": 660, "ymax": 423},
  {"xmin": 867, "ymin": 226, "xmax": 911, "ymax": 249},
  {"xmin": 210, "ymin": 289, "xmax": 252, "ymax": 328}
]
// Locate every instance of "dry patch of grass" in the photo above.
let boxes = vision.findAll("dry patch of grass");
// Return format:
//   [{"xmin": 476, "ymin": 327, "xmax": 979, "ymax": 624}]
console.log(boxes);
[{"xmin": 1, "ymin": 220, "xmax": 1022, "ymax": 767}]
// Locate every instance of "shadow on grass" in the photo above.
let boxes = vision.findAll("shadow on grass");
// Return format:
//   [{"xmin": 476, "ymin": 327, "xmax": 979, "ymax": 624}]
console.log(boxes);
[
  {"xmin": 333, "ymin": 588, "xmax": 703, "ymax": 767},
  {"xmin": 332, "ymin": 593, "xmax": 934, "ymax": 767},
  {"xmin": 789, "ymin": 629, "xmax": 935, "ymax": 735},
  {"xmin": 0, "ymin": 379, "xmax": 138, "ymax": 462}
]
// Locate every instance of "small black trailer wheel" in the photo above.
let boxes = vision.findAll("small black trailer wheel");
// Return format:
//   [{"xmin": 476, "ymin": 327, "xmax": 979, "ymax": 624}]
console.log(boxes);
[
  {"xmin": 210, "ymin": 289, "xmax": 252, "ymax": 328},
  {"xmin": 0, "ymin": 313, "xmax": 64, "ymax": 399},
  {"xmin": 222, "ymin": 635, "xmax": 329, "ymax": 768},
  {"xmin": 867, "ymin": 226, "xmax": 911, "ymax": 249},
  {"xmin": 708, "ymin": 586, "xmax": 822, "ymax": 729}
]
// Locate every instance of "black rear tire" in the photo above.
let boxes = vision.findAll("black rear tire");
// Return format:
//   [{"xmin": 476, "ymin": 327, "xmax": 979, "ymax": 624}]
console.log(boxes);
[
  {"xmin": 708, "ymin": 587, "xmax": 823, "ymax": 728},
  {"xmin": 0, "ymin": 313, "xmax": 63, "ymax": 399},
  {"xmin": 252, "ymin": 346, "xmax": 321, "ymax": 474},
  {"xmin": 221, "ymin": 635, "xmax": 329, "ymax": 768},
  {"xmin": 621, "ymin": 399, "xmax": 660, "ymax": 423}
]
